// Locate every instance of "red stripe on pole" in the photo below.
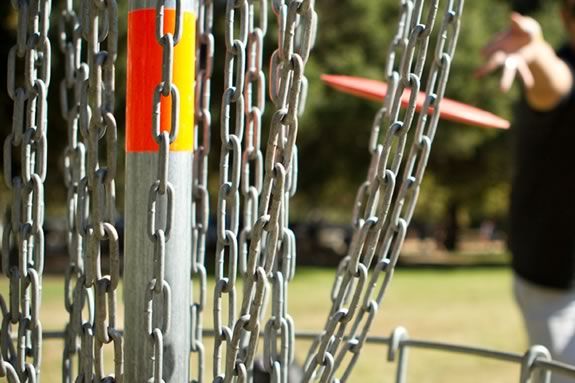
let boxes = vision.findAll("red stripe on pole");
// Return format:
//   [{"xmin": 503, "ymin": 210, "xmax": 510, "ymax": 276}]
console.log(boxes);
[{"xmin": 126, "ymin": 8, "xmax": 195, "ymax": 152}]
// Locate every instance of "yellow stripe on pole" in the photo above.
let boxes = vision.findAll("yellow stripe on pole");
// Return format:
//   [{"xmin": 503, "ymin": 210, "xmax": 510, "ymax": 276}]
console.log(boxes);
[{"xmin": 126, "ymin": 8, "xmax": 195, "ymax": 152}]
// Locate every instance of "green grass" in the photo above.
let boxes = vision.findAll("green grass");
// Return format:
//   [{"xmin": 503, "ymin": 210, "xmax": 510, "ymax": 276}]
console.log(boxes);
[
  {"xmin": 0, "ymin": 267, "xmax": 526, "ymax": 382},
  {"xmin": 291, "ymin": 267, "xmax": 526, "ymax": 383}
]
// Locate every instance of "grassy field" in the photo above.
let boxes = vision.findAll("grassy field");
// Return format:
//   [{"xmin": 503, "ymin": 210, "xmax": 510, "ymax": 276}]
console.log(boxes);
[{"xmin": 0, "ymin": 267, "xmax": 527, "ymax": 382}]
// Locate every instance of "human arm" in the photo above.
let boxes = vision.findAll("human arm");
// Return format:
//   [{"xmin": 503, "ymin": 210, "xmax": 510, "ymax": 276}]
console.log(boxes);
[{"xmin": 476, "ymin": 12, "xmax": 573, "ymax": 111}]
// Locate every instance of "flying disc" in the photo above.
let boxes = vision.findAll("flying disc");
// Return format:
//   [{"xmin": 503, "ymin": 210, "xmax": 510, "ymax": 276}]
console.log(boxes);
[{"xmin": 321, "ymin": 74, "xmax": 510, "ymax": 130}]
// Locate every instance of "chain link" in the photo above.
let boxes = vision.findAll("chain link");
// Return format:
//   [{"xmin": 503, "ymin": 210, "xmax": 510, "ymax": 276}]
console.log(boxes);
[
  {"xmin": 302, "ymin": 1, "xmax": 464, "ymax": 381},
  {"xmin": 1, "ymin": 0, "xmax": 52, "ymax": 381},
  {"xmin": 239, "ymin": 0, "xmax": 266, "ymax": 291},
  {"xmin": 1, "ymin": 1, "xmax": 464, "ymax": 382},
  {"xmin": 213, "ymin": 0, "xmax": 317, "ymax": 382},
  {"xmin": 59, "ymin": 0, "xmax": 89, "ymax": 380},
  {"xmin": 212, "ymin": 0, "xmax": 248, "ymax": 379},
  {"xmin": 191, "ymin": 0, "xmax": 214, "ymax": 381},
  {"xmin": 261, "ymin": 1, "xmax": 316, "ymax": 381},
  {"xmin": 238, "ymin": 0, "xmax": 268, "ymax": 375},
  {"xmin": 146, "ymin": 1, "xmax": 184, "ymax": 381},
  {"xmin": 258, "ymin": 1, "xmax": 316, "ymax": 381},
  {"xmin": 59, "ymin": 0, "xmax": 124, "ymax": 381}
]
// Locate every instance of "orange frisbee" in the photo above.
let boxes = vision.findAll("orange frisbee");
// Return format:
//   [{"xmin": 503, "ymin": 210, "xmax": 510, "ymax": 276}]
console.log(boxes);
[{"xmin": 322, "ymin": 74, "xmax": 510, "ymax": 130}]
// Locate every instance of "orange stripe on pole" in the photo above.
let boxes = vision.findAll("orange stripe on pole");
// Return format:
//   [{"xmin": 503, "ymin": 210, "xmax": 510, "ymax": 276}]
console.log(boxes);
[{"xmin": 126, "ymin": 8, "xmax": 195, "ymax": 152}]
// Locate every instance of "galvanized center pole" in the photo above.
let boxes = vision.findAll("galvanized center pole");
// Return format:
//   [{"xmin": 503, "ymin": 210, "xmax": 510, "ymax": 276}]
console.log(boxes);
[{"xmin": 125, "ymin": 0, "xmax": 196, "ymax": 381}]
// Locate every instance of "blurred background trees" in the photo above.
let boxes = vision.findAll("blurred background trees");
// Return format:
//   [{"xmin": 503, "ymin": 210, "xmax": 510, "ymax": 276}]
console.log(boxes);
[
  {"xmin": 290, "ymin": 0, "xmax": 566, "ymax": 249},
  {"xmin": 0, "ymin": 0, "xmax": 568, "ymax": 251}
]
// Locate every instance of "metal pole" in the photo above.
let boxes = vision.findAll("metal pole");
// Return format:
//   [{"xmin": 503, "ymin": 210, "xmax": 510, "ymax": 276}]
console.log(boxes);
[
  {"xmin": 125, "ymin": 0, "xmax": 196, "ymax": 381},
  {"xmin": 395, "ymin": 344, "xmax": 409, "ymax": 383}
]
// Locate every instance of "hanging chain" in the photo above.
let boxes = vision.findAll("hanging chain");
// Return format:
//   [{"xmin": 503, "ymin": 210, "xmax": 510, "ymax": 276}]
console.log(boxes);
[
  {"xmin": 191, "ymin": 0, "xmax": 214, "ymax": 381},
  {"xmin": 238, "ymin": 0, "xmax": 268, "ymax": 374},
  {"xmin": 239, "ymin": 0, "xmax": 267, "ymax": 277},
  {"xmin": 302, "ymin": 1, "xmax": 464, "ymax": 381},
  {"xmin": 212, "ymin": 0, "xmax": 248, "ymax": 380},
  {"xmin": 262, "ymin": 0, "xmax": 316, "ymax": 381},
  {"xmin": 146, "ymin": 1, "xmax": 183, "ymax": 381},
  {"xmin": 71, "ymin": 0, "xmax": 123, "ymax": 381},
  {"xmin": 4, "ymin": 1, "xmax": 464, "ymax": 382},
  {"xmin": 257, "ymin": 1, "xmax": 316, "ymax": 381},
  {"xmin": 59, "ymin": 0, "xmax": 89, "ymax": 380},
  {"xmin": 212, "ymin": 0, "xmax": 317, "ymax": 381},
  {"xmin": 1, "ymin": 0, "xmax": 51, "ymax": 381}
]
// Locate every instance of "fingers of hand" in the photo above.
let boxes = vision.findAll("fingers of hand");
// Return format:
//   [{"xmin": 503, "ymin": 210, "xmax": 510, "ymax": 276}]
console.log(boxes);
[
  {"xmin": 476, "ymin": 51, "xmax": 506, "ymax": 78},
  {"xmin": 517, "ymin": 58, "xmax": 535, "ymax": 89},
  {"xmin": 510, "ymin": 12, "xmax": 542, "ymax": 38},
  {"xmin": 510, "ymin": 12, "xmax": 525, "ymax": 33},
  {"xmin": 482, "ymin": 13, "xmax": 542, "ymax": 58},
  {"xmin": 500, "ymin": 56, "xmax": 518, "ymax": 92},
  {"xmin": 500, "ymin": 55, "xmax": 533, "ymax": 92}
]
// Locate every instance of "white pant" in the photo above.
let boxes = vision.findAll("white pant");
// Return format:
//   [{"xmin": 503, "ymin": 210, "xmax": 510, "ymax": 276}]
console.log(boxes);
[{"xmin": 514, "ymin": 275, "xmax": 575, "ymax": 383}]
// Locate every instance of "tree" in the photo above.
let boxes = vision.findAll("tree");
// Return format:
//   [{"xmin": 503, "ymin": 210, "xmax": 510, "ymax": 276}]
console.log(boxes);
[
  {"xmin": 0, "ymin": 0, "xmax": 566, "ymax": 242},
  {"xmin": 291, "ymin": 0, "xmax": 565, "ymax": 244}
]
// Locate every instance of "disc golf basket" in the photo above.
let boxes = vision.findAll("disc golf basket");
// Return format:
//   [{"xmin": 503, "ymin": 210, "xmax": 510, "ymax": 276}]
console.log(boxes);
[{"xmin": 2, "ymin": 0, "xmax": 575, "ymax": 382}]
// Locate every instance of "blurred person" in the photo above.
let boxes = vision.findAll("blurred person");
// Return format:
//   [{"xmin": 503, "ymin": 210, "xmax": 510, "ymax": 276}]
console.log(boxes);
[{"xmin": 477, "ymin": 1, "xmax": 575, "ymax": 379}]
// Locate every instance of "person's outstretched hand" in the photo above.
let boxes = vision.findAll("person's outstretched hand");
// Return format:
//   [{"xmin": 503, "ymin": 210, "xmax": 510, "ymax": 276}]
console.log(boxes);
[{"xmin": 476, "ymin": 12, "xmax": 543, "ymax": 92}]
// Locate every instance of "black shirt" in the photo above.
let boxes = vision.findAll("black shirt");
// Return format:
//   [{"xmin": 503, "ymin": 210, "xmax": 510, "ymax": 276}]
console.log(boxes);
[{"xmin": 510, "ymin": 44, "xmax": 575, "ymax": 289}]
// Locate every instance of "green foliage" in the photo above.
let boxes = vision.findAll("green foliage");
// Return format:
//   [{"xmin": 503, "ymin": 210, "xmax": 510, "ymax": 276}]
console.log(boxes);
[
  {"xmin": 0, "ymin": 0, "xmax": 567, "ymax": 225},
  {"xmin": 294, "ymin": 0, "xmax": 567, "ymax": 226}
]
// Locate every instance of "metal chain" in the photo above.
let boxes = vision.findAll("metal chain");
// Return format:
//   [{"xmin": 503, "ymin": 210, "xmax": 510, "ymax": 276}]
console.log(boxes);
[
  {"xmin": 59, "ymin": 1, "xmax": 88, "ymax": 380},
  {"xmin": 302, "ymin": 1, "xmax": 464, "ymax": 381},
  {"xmin": 146, "ymin": 1, "xmax": 183, "ymax": 381},
  {"xmin": 212, "ymin": 0, "xmax": 317, "ymax": 382},
  {"xmin": 259, "ymin": 1, "xmax": 316, "ymax": 381},
  {"xmin": 1, "ymin": 0, "xmax": 51, "ymax": 381},
  {"xmin": 1, "ymin": 1, "xmax": 462, "ymax": 382},
  {"xmin": 238, "ymin": 0, "xmax": 267, "ymax": 374},
  {"xmin": 70, "ymin": 0, "xmax": 123, "ymax": 381},
  {"xmin": 239, "ymin": 0, "xmax": 267, "ymax": 278},
  {"xmin": 212, "ymin": 0, "xmax": 248, "ymax": 380},
  {"xmin": 191, "ymin": 0, "xmax": 214, "ymax": 381},
  {"xmin": 261, "ymin": 1, "xmax": 316, "ymax": 382}
]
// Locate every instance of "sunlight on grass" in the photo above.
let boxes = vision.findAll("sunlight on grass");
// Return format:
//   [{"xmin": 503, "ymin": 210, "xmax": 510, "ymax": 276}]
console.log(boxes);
[
  {"xmin": 0, "ymin": 267, "xmax": 526, "ymax": 382},
  {"xmin": 290, "ymin": 267, "xmax": 526, "ymax": 382}
]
